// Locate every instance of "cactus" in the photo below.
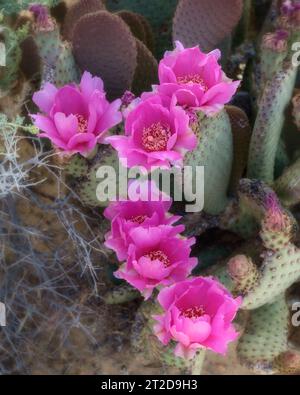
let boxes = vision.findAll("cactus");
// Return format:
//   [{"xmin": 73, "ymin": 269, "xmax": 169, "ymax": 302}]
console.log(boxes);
[
  {"xmin": 65, "ymin": 154, "xmax": 89, "ymax": 178},
  {"xmin": 173, "ymin": 0, "xmax": 243, "ymax": 52},
  {"xmin": 62, "ymin": 0, "xmax": 106, "ymax": 41},
  {"xmin": 1, "ymin": 0, "xmax": 59, "ymax": 16},
  {"xmin": 117, "ymin": 10, "xmax": 154, "ymax": 52},
  {"xmin": 105, "ymin": 0, "xmax": 178, "ymax": 58},
  {"xmin": 183, "ymin": 110, "xmax": 233, "ymax": 215},
  {"xmin": 292, "ymin": 91, "xmax": 300, "ymax": 130},
  {"xmin": 237, "ymin": 295, "xmax": 290, "ymax": 372},
  {"xmin": 0, "ymin": 24, "xmax": 29, "ymax": 95},
  {"xmin": 103, "ymin": 284, "xmax": 141, "ymax": 304},
  {"xmin": 30, "ymin": 5, "xmax": 80, "ymax": 86},
  {"xmin": 247, "ymin": 64, "xmax": 298, "ymax": 183},
  {"xmin": 72, "ymin": 145, "xmax": 121, "ymax": 208},
  {"xmin": 226, "ymin": 105, "xmax": 252, "ymax": 194},
  {"xmin": 218, "ymin": 179, "xmax": 300, "ymax": 311},
  {"xmin": 3, "ymin": 0, "xmax": 300, "ymax": 376},
  {"xmin": 274, "ymin": 157, "xmax": 300, "ymax": 207},
  {"xmin": 71, "ymin": 10, "xmax": 136, "ymax": 99},
  {"xmin": 72, "ymin": 10, "xmax": 157, "ymax": 99}
]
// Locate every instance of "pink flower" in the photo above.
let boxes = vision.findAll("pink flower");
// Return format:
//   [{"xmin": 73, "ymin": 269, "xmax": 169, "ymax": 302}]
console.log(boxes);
[
  {"xmin": 115, "ymin": 225, "xmax": 197, "ymax": 299},
  {"xmin": 104, "ymin": 182, "xmax": 179, "ymax": 261},
  {"xmin": 153, "ymin": 277, "xmax": 242, "ymax": 359},
  {"xmin": 107, "ymin": 94, "xmax": 197, "ymax": 170},
  {"xmin": 157, "ymin": 41, "xmax": 240, "ymax": 116},
  {"xmin": 31, "ymin": 71, "xmax": 122, "ymax": 156}
]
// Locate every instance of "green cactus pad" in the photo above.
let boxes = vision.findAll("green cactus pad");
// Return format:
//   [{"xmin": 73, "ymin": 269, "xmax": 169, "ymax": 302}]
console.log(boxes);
[
  {"xmin": 0, "ymin": 26, "xmax": 26, "ymax": 94},
  {"xmin": 183, "ymin": 110, "xmax": 233, "ymax": 215},
  {"xmin": 247, "ymin": 64, "xmax": 298, "ymax": 183},
  {"xmin": 65, "ymin": 155, "xmax": 89, "ymax": 178},
  {"xmin": 34, "ymin": 23, "xmax": 61, "ymax": 66},
  {"xmin": 173, "ymin": 0, "xmax": 243, "ymax": 52},
  {"xmin": 72, "ymin": 11, "xmax": 137, "ymax": 100},
  {"xmin": 237, "ymin": 295, "xmax": 289, "ymax": 371},
  {"xmin": 260, "ymin": 47, "xmax": 288, "ymax": 87},
  {"xmin": 103, "ymin": 285, "xmax": 141, "ymax": 304},
  {"xmin": 274, "ymin": 157, "xmax": 300, "ymax": 207},
  {"xmin": 53, "ymin": 43, "xmax": 80, "ymax": 86},
  {"xmin": 76, "ymin": 145, "xmax": 121, "ymax": 207},
  {"xmin": 242, "ymin": 243, "xmax": 300, "ymax": 310}
]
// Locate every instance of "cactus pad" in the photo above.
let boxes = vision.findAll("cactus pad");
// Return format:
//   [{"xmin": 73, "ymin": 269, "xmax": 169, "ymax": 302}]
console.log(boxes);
[
  {"xmin": 247, "ymin": 65, "xmax": 298, "ymax": 183},
  {"xmin": 173, "ymin": 0, "xmax": 243, "ymax": 52},
  {"xmin": 63, "ymin": 0, "xmax": 106, "ymax": 41},
  {"xmin": 131, "ymin": 39, "xmax": 158, "ymax": 96},
  {"xmin": 183, "ymin": 110, "xmax": 233, "ymax": 215},
  {"xmin": 72, "ymin": 11, "xmax": 137, "ymax": 100},
  {"xmin": 237, "ymin": 296, "xmax": 289, "ymax": 371}
]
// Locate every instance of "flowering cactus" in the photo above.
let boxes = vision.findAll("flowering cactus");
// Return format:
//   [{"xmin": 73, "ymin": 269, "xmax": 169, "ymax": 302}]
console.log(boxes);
[{"xmin": 2, "ymin": 0, "xmax": 300, "ymax": 376}]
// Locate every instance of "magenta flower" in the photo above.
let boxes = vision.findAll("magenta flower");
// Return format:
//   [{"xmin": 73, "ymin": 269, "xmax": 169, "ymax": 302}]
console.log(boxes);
[
  {"xmin": 157, "ymin": 41, "xmax": 240, "ymax": 116},
  {"xmin": 107, "ymin": 94, "xmax": 197, "ymax": 170},
  {"xmin": 104, "ymin": 182, "xmax": 179, "ymax": 261},
  {"xmin": 115, "ymin": 225, "xmax": 197, "ymax": 299},
  {"xmin": 153, "ymin": 277, "xmax": 242, "ymax": 359},
  {"xmin": 31, "ymin": 72, "xmax": 122, "ymax": 156}
]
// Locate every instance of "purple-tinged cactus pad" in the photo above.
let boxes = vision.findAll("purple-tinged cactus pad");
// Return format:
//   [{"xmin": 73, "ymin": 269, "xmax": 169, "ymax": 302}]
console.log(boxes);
[
  {"xmin": 132, "ymin": 39, "xmax": 158, "ymax": 96},
  {"xmin": 173, "ymin": 0, "xmax": 243, "ymax": 52},
  {"xmin": 72, "ymin": 11, "xmax": 137, "ymax": 100},
  {"xmin": 63, "ymin": 0, "xmax": 106, "ymax": 41},
  {"xmin": 117, "ymin": 10, "xmax": 149, "ymax": 50}
]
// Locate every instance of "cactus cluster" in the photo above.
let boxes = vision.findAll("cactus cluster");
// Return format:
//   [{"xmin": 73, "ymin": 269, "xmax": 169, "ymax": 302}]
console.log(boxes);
[{"xmin": 1, "ymin": 0, "xmax": 300, "ymax": 375}]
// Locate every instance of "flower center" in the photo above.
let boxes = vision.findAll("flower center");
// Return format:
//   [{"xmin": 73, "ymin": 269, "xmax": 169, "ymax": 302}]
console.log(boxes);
[
  {"xmin": 142, "ymin": 122, "xmax": 171, "ymax": 152},
  {"xmin": 130, "ymin": 215, "xmax": 148, "ymax": 224},
  {"xmin": 76, "ymin": 114, "xmax": 88, "ymax": 133},
  {"xmin": 177, "ymin": 74, "xmax": 208, "ymax": 90},
  {"xmin": 181, "ymin": 306, "xmax": 205, "ymax": 319},
  {"xmin": 144, "ymin": 250, "xmax": 170, "ymax": 267}
]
